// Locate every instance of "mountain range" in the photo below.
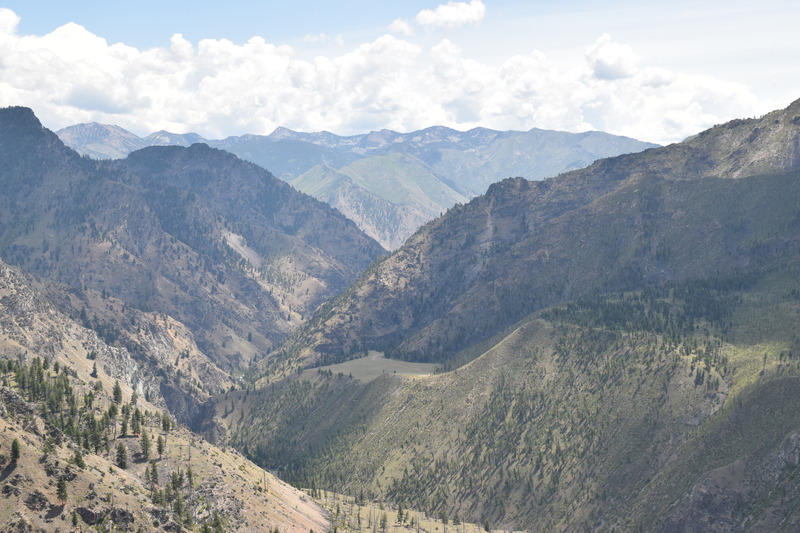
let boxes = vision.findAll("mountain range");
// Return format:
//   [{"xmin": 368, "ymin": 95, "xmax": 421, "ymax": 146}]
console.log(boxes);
[
  {"xmin": 1, "ymin": 98, "xmax": 800, "ymax": 532},
  {"xmin": 57, "ymin": 122, "xmax": 658, "ymax": 249}
]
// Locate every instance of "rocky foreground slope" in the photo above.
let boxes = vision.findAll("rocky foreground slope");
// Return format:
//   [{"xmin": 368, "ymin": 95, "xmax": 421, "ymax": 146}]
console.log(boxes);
[{"xmin": 0, "ymin": 257, "xmax": 328, "ymax": 531}]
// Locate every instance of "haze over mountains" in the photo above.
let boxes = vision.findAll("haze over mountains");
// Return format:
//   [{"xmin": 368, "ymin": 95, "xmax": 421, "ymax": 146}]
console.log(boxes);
[
  {"xmin": 1, "ymin": 98, "xmax": 800, "ymax": 532},
  {"xmin": 57, "ymin": 122, "xmax": 657, "ymax": 249}
]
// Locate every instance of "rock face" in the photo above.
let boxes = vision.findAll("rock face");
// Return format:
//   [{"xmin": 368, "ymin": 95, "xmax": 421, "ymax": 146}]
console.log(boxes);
[
  {"xmin": 0, "ymin": 107, "xmax": 384, "ymax": 379},
  {"xmin": 55, "ymin": 122, "xmax": 147, "ymax": 159},
  {"xmin": 76, "ymin": 506, "xmax": 134, "ymax": 526},
  {"xmin": 0, "ymin": 257, "xmax": 212, "ymax": 424}
]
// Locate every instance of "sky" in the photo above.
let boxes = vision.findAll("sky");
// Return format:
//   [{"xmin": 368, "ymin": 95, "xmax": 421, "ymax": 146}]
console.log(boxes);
[{"xmin": 0, "ymin": 1, "xmax": 797, "ymax": 145}]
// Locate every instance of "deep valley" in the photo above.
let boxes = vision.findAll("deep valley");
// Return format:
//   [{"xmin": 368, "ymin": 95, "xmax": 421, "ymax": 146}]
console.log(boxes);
[{"xmin": 1, "ymin": 98, "xmax": 800, "ymax": 532}]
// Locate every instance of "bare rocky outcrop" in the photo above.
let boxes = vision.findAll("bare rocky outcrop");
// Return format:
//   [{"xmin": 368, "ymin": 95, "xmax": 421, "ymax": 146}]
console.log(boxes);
[
  {"xmin": 23, "ymin": 489, "xmax": 48, "ymax": 511},
  {"xmin": 76, "ymin": 506, "xmax": 135, "ymax": 526}
]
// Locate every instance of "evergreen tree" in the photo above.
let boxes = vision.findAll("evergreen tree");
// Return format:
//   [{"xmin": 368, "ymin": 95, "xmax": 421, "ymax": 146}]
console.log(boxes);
[
  {"xmin": 116, "ymin": 442, "xmax": 128, "ymax": 469},
  {"xmin": 108, "ymin": 402, "xmax": 118, "ymax": 439},
  {"xmin": 141, "ymin": 431, "xmax": 151, "ymax": 461},
  {"xmin": 131, "ymin": 408, "xmax": 141, "ymax": 436},
  {"xmin": 173, "ymin": 493, "xmax": 185, "ymax": 523},
  {"xmin": 157, "ymin": 435, "xmax": 165, "ymax": 458},
  {"xmin": 73, "ymin": 449, "xmax": 85, "ymax": 469},
  {"xmin": 10, "ymin": 438, "xmax": 20, "ymax": 463},
  {"xmin": 212, "ymin": 512, "xmax": 224, "ymax": 533},
  {"xmin": 113, "ymin": 380, "xmax": 123, "ymax": 404},
  {"xmin": 150, "ymin": 460, "xmax": 159, "ymax": 487},
  {"xmin": 56, "ymin": 476, "xmax": 68, "ymax": 505}
]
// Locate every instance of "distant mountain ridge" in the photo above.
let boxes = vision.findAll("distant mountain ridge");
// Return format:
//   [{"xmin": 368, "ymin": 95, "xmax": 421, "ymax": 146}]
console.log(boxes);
[{"xmin": 57, "ymin": 122, "xmax": 658, "ymax": 249}]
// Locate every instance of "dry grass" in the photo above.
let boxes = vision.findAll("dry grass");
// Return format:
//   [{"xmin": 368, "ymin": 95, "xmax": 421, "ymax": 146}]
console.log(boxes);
[{"xmin": 300, "ymin": 351, "xmax": 437, "ymax": 383}]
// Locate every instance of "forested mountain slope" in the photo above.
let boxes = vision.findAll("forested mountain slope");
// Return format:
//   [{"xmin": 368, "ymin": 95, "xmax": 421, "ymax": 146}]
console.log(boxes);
[
  {"xmin": 264, "ymin": 98, "xmax": 800, "ymax": 374},
  {"xmin": 214, "ymin": 99, "xmax": 800, "ymax": 532},
  {"xmin": 0, "ymin": 256, "xmax": 329, "ymax": 532}
]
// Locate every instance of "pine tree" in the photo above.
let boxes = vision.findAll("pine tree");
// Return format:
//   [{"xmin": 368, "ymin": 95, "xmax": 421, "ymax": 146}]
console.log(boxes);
[
  {"xmin": 150, "ymin": 460, "xmax": 159, "ymax": 487},
  {"xmin": 10, "ymin": 438, "xmax": 20, "ymax": 463},
  {"xmin": 56, "ymin": 476, "xmax": 68, "ymax": 505},
  {"xmin": 113, "ymin": 380, "xmax": 123, "ymax": 404},
  {"xmin": 108, "ymin": 402, "xmax": 118, "ymax": 439},
  {"xmin": 141, "ymin": 431, "xmax": 151, "ymax": 461},
  {"xmin": 173, "ymin": 493, "xmax": 185, "ymax": 523},
  {"xmin": 212, "ymin": 512, "xmax": 224, "ymax": 533},
  {"xmin": 73, "ymin": 449, "xmax": 85, "ymax": 469},
  {"xmin": 157, "ymin": 435, "xmax": 165, "ymax": 458},
  {"xmin": 131, "ymin": 408, "xmax": 141, "ymax": 436},
  {"xmin": 116, "ymin": 442, "xmax": 127, "ymax": 469}
]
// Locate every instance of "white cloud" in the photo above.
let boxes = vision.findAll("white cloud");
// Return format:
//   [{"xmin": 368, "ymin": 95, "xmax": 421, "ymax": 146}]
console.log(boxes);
[
  {"xmin": 0, "ymin": 9, "xmax": 765, "ymax": 145},
  {"xmin": 416, "ymin": 0, "xmax": 486, "ymax": 29},
  {"xmin": 0, "ymin": 7, "xmax": 20, "ymax": 38},
  {"xmin": 389, "ymin": 18, "xmax": 415, "ymax": 36},
  {"xmin": 585, "ymin": 33, "xmax": 638, "ymax": 80},
  {"xmin": 303, "ymin": 33, "xmax": 328, "ymax": 43},
  {"xmin": 302, "ymin": 33, "xmax": 345, "ymax": 46}
]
